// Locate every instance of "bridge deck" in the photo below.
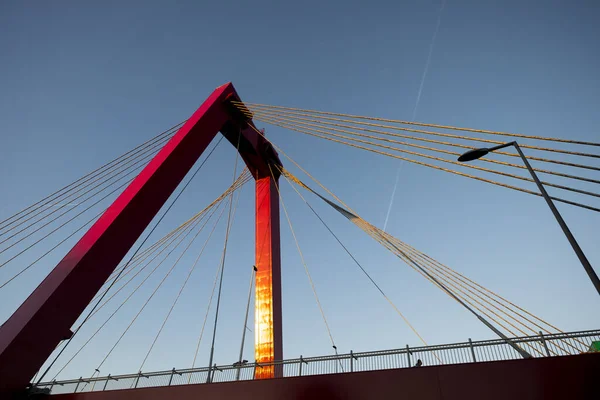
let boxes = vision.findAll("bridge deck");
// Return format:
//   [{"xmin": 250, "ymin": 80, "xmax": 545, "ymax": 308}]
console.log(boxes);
[
  {"xmin": 36, "ymin": 329, "xmax": 599, "ymax": 395},
  {"xmin": 45, "ymin": 353, "xmax": 600, "ymax": 400}
]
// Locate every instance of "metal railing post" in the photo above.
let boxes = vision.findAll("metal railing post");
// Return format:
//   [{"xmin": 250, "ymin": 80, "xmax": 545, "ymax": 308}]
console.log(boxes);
[
  {"xmin": 103, "ymin": 375, "xmax": 118, "ymax": 391},
  {"xmin": 73, "ymin": 378, "xmax": 81, "ymax": 393},
  {"xmin": 134, "ymin": 371, "xmax": 142, "ymax": 388},
  {"xmin": 468, "ymin": 338, "xmax": 477, "ymax": 362},
  {"xmin": 333, "ymin": 346, "xmax": 338, "ymax": 374},
  {"xmin": 350, "ymin": 351, "xmax": 354, "ymax": 372},
  {"xmin": 253, "ymin": 362, "xmax": 259, "ymax": 380},
  {"xmin": 211, "ymin": 364, "xmax": 218, "ymax": 383},
  {"xmin": 168, "ymin": 368, "xmax": 176, "ymax": 386},
  {"xmin": 539, "ymin": 331, "xmax": 551, "ymax": 357},
  {"xmin": 300, "ymin": 355, "xmax": 312, "ymax": 377},
  {"xmin": 405, "ymin": 345, "xmax": 411, "ymax": 367}
]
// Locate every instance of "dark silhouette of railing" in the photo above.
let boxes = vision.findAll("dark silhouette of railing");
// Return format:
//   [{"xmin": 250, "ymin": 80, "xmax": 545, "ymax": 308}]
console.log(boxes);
[{"xmin": 36, "ymin": 329, "xmax": 600, "ymax": 394}]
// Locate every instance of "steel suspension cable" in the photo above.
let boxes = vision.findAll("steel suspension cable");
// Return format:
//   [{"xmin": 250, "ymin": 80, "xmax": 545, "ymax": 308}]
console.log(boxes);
[
  {"xmin": 250, "ymin": 125, "xmax": 570, "ymax": 355},
  {"xmin": 36, "ymin": 135, "xmax": 219, "ymax": 383},
  {"xmin": 246, "ymin": 126, "xmax": 593, "ymax": 341},
  {"xmin": 88, "ymin": 172, "xmax": 251, "ymax": 316},
  {"xmin": 283, "ymin": 172, "xmax": 533, "ymax": 358},
  {"xmin": 415, "ymin": 250, "xmax": 581, "ymax": 343},
  {"xmin": 357, "ymin": 223, "xmax": 548, "ymax": 356},
  {"xmin": 93, "ymin": 223, "xmax": 189, "ymax": 296},
  {"xmin": 0, "ymin": 121, "xmax": 184, "ymax": 232},
  {"xmin": 251, "ymin": 124, "xmax": 590, "ymax": 223},
  {"xmin": 234, "ymin": 102, "xmax": 600, "ymax": 148},
  {"xmin": 246, "ymin": 109, "xmax": 600, "ymax": 182},
  {"xmin": 260, "ymin": 138, "xmax": 562, "ymax": 344},
  {"xmin": 280, "ymin": 168, "xmax": 565, "ymax": 356},
  {"xmin": 0, "ymin": 210, "xmax": 104, "ymax": 289},
  {"xmin": 257, "ymin": 115, "xmax": 600, "ymax": 201},
  {"xmin": 97, "ymin": 169, "xmax": 249, "ymax": 292},
  {"xmin": 137, "ymin": 197, "xmax": 229, "ymax": 372},
  {"xmin": 49, "ymin": 201, "xmax": 222, "ymax": 381},
  {"xmin": 260, "ymin": 122, "xmax": 600, "ymax": 213},
  {"xmin": 281, "ymin": 162, "xmax": 551, "ymax": 334},
  {"xmin": 49, "ymin": 172, "xmax": 249, "ymax": 381},
  {"xmin": 382, "ymin": 233, "xmax": 584, "ymax": 352},
  {"xmin": 283, "ymin": 176, "xmax": 438, "ymax": 356},
  {"xmin": 206, "ymin": 131, "xmax": 243, "ymax": 383},
  {"xmin": 242, "ymin": 107, "xmax": 600, "ymax": 173},
  {"xmin": 358, "ymin": 223, "xmax": 552, "ymax": 354},
  {"xmin": 0, "ymin": 134, "xmax": 173, "ymax": 239},
  {"xmin": 247, "ymin": 110, "xmax": 600, "ymax": 171},
  {"xmin": 0, "ymin": 155, "xmax": 159, "ymax": 257},
  {"xmin": 88, "ymin": 207, "xmax": 218, "ymax": 320},
  {"xmin": 97, "ymin": 216, "xmax": 200, "ymax": 290},
  {"xmin": 190, "ymin": 173, "xmax": 252, "ymax": 375},
  {"xmin": 270, "ymin": 146, "xmax": 574, "ymax": 348},
  {"xmin": 93, "ymin": 216, "xmax": 204, "ymax": 305},
  {"xmin": 91, "ymin": 194, "xmax": 231, "ymax": 377},
  {"xmin": 5, "ymin": 167, "xmax": 245, "ymax": 284},
  {"xmin": 387, "ymin": 238, "xmax": 552, "ymax": 335},
  {"xmin": 78, "ymin": 219, "xmax": 208, "ymax": 379},
  {"xmin": 90, "ymin": 171, "xmax": 251, "ymax": 305},
  {"xmin": 236, "ymin": 265, "xmax": 256, "ymax": 380},
  {"xmin": 190, "ymin": 250, "xmax": 223, "ymax": 373},
  {"xmin": 268, "ymin": 165, "xmax": 343, "ymax": 367},
  {"xmin": 188, "ymin": 239, "xmax": 233, "ymax": 384},
  {"xmin": 205, "ymin": 192, "xmax": 241, "ymax": 383},
  {"xmin": 0, "ymin": 179, "xmax": 134, "ymax": 270},
  {"xmin": 7, "ymin": 138, "xmax": 231, "ymax": 292},
  {"xmin": 246, "ymin": 128, "xmax": 559, "ymax": 355},
  {"xmin": 0, "ymin": 139, "xmax": 170, "ymax": 244},
  {"xmin": 375, "ymin": 235, "xmax": 575, "ymax": 353},
  {"xmin": 247, "ymin": 125, "xmax": 572, "ymax": 337}
]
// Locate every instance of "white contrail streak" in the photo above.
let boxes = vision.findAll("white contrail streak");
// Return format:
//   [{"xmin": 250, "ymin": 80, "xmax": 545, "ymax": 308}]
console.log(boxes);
[
  {"xmin": 411, "ymin": 0, "xmax": 446, "ymax": 122},
  {"xmin": 383, "ymin": 0, "xmax": 446, "ymax": 232},
  {"xmin": 383, "ymin": 166, "xmax": 402, "ymax": 231}
]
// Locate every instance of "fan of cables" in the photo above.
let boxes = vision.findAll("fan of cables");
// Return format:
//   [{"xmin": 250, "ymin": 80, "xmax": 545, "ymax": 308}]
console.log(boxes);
[{"xmin": 234, "ymin": 102, "xmax": 600, "ymax": 213}]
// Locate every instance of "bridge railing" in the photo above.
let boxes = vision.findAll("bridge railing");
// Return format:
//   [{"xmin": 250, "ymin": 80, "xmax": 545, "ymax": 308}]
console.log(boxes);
[{"xmin": 36, "ymin": 329, "xmax": 600, "ymax": 394}]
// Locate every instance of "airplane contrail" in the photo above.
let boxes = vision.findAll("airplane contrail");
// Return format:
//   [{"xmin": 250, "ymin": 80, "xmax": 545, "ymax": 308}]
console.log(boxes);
[
  {"xmin": 411, "ymin": 0, "xmax": 446, "ymax": 123},
  {"xmin": 383, "ymin": 0, "xmax": 446, "ymax": 232},
  {"xmin": 383, "ymin": 166, "xmax": 402, "ymax": 232}
]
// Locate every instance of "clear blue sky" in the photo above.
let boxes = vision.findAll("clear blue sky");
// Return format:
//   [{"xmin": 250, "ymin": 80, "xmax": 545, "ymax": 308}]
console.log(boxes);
[{"xmin": 1, "ymin": 0, "xmax": 599, "ymax": 381}]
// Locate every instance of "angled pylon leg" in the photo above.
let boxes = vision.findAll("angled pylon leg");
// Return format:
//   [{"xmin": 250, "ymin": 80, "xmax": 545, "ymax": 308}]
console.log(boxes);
[
  {"xmin": 254, "ymin": 175, "xmax": 283, "ymax": 379},
  {"xmin": 0, "ymin": 82, "xmax": 285, "ymax": 395},
  {"xmin": 0, "ymin": 83, "xmax": 239, "ymax": 394}
]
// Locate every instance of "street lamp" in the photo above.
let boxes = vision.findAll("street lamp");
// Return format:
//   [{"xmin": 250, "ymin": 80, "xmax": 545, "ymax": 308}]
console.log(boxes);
[{"xmin": 458, "ymin": 141, "xmax": 600, "ymax": 297}]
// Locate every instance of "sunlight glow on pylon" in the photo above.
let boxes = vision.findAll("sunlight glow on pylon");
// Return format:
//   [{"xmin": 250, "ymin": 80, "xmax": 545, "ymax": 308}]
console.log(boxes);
[{"xmin": 254, "ymin": 265, "xmax": 275, "ymax": 378}]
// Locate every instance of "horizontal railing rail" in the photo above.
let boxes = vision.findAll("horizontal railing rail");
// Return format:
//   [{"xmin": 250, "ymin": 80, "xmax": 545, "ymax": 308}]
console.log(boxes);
[{"xmin": 35, "ymin": 329, "xmax": 600, "ymax": 394}]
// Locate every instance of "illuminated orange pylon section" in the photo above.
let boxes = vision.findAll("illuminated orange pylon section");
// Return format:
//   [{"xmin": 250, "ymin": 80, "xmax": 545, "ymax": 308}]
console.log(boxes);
[{"xmin": 254, "ymin": 175, "xmax": 283, "ymax": 379}]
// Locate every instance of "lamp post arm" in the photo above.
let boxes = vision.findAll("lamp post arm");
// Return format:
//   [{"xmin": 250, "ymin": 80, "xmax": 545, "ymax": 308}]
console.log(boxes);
[
  {"xmin": 510, "ymin": 142, "xmax": 600, "ymax": 297},
  {"xmin": 488, "ymin": 141, "xmax": 517, "ymax": 152}
]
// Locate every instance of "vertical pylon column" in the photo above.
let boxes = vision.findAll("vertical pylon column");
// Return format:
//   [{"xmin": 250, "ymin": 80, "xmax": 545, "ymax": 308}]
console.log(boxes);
[{"xmin": 254, "ymin": 175, "xmax": 282, "ymax": 379}]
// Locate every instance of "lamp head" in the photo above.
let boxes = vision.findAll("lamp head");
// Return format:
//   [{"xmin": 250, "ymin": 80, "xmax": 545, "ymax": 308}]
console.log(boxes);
[{"xmin": 458, "ymin": 148, "xmax": 489, "ymax": 162}]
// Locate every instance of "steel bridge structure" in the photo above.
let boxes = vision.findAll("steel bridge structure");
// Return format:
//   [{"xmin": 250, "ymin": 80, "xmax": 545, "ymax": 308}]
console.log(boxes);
[{"xmin": 0, "ymin": 83, "xmax": 598, "ymax": 399}]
